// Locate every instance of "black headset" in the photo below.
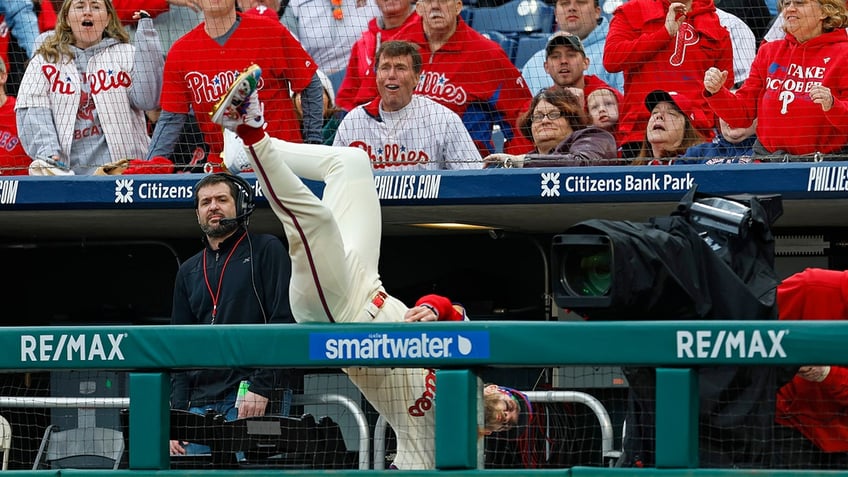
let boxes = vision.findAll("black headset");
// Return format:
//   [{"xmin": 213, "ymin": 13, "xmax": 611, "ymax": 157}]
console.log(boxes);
[
  {"xmin": 195, "ymin": 173, "xmax": 256, "ymax": 226},
  {"xmin": 224, "ymin": 173, "xmax": 256, "ymax": 224}
]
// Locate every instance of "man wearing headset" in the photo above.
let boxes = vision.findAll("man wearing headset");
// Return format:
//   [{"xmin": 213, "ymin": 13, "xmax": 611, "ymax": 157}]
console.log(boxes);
[
  {"xmin": 208, "ymin": 65, "xmax": 529, "ymax": 469},
  {"xmin": 169, "ymin": 173, "xmax": 297, "ymax": 456}
]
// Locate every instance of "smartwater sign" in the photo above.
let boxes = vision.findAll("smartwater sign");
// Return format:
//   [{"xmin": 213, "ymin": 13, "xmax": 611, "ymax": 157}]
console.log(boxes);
[{"xmin": 309, "ymin": 331, "xmax": 490, "ymax": 362}]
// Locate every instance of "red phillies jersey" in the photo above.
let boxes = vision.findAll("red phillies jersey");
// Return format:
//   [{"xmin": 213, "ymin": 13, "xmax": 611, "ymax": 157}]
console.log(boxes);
[
  {"xmin": 394, "ymin": 17, "xmax": 532, "ymax": 156},
  {"xmin": 0, "ymin": 97, "xmax": 30, "ymax": 176},
  {"xmin": 160, "ymin": 13, "xmax": 317, "ymax": 155}
]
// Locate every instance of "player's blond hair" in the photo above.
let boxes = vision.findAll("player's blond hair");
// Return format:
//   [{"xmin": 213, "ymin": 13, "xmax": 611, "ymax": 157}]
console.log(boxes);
[{"xmin": 482, "ymin": 390, "xmax": 505, "ymax": 432}]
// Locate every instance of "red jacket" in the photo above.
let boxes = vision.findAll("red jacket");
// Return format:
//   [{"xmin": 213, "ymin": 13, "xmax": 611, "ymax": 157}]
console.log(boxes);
[
  {"xmin": 705, "ymin": 29, "xmax": 848, "ymax": 156},
  {"xmin": 776, "ymin": 268, "xmax": 848, "ymax": 452},
  {"xmin": 335, "ymin": 12, "xmax": 420, "ymax": 112},
  {"xmin": 603, "ymin": 0, "xmax": 733, "ymax": 146},
  {"xmin": 394, "ymin": 17, "xmax": 532, "ymax": 155}
]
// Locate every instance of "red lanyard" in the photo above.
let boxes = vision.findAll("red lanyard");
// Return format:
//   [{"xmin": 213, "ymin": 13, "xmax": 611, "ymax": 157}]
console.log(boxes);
[{"xmin": 203, "ymin": 232, "xmax": 247, "ymax": 323}]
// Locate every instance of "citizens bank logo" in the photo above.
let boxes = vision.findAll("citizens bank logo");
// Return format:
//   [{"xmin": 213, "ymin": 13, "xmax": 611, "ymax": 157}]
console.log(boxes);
[
  {"xmin": 541, "ymin": 172, "xmax": 561, "ymax": 197},
  {"xmin": 115, "ymin": 179, "xmax": 134, "ymax": 203},
  {"xmin": 309, "ymin": 331, "xmax": 490, "ymax": 361}
]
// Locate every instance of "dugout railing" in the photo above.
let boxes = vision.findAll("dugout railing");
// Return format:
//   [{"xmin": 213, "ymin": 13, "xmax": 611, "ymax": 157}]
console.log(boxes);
[
  {"xmin": 373, "ymin": 390, "xmax": 618, "ymax": 469},
  {"xmin": 0, "ymin": 393, "xmax": 372, "ymax": 470},
  {"xmin": 1, "ymin": 320, "xmax": 848, "ymax": 476}
]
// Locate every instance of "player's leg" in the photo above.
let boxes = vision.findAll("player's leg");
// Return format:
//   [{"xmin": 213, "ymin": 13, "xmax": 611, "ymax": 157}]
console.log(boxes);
[
  {"xmin": 211, "ymin": 66, "xmax": 381, "ymax": 323},
  {"xmin": 249, "ymin": 138, "xmax": 405, "ymax": 323},
  {"xmin": 246, "ymin": 137, "xmax": 383, "ymax": 284},
  {"xmin": 250, "ymin": 135, "xmax": 363, "ymax": 323}
]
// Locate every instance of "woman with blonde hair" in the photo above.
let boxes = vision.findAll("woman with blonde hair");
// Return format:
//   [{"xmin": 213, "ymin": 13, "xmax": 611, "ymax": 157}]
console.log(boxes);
[
  {"xmin": 16, "ymin": 0, "xmax": 163, "ymax": 175},
  {"xmin": 704, "ymin": 0, "xmax": 848, "ymax": 158}
]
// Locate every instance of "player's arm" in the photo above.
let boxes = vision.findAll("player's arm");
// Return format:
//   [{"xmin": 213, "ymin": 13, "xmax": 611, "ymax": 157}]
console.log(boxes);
[{"xmin": 405, "ymin": 294, "xmax": 466, "ymax": 322}]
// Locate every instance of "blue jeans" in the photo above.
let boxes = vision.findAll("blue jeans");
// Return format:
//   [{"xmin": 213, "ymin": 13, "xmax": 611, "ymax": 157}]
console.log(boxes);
[{"xmin": 183, "ymin": 389, "xmax": 293, "ymax": 456}]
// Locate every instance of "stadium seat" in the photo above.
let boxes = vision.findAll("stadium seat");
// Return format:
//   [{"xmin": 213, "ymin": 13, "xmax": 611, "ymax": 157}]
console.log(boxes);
[
  {"xmin": 460, "ymin": 7, "xmax": 474, "ymax": 26},
  {"xmin": 32, "ymin": 425, "xmax": 124, "ymax": 470},
  {"xmin": 480, "ymin": 31, "xmax": 518, "ymax": 64},
  {"xmin": 514, "ymin": 33, "xmax": 550, "ymax": 69},
  {"xmin": 471, "ymin": 0, "xmax": 554, "ymax": 35},
  {"xmin": 1, "ymin": 416, "xmax": 11, "ymax": 471}
]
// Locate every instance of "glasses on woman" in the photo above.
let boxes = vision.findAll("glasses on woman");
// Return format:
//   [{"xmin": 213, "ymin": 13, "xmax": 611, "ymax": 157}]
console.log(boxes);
[{"xmin": 531, "ymin": 111, "xmax": 564, "ymax": 122}]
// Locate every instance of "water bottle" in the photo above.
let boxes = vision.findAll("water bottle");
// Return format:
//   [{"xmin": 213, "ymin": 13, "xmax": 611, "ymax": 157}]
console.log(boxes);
[
  {"xmin": 491, "ymin": 124, "xmax": 505, "ymax": 154},
  {"xmin": 235, "ymin": 380, "xmax": 250, "ymax": 409}
]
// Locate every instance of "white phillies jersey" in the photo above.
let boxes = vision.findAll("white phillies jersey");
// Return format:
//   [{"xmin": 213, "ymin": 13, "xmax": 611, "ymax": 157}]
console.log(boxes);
[
  {"xmin": 334, "ymin": 95, "xmax": 482, "ymax": 171},
  {"xmin": 345, "ymin": 367, "xmax": 437, "ymax": 469}
]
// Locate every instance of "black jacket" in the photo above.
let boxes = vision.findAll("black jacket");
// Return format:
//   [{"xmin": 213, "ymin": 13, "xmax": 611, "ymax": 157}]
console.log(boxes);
[{"xmin": 170, "ymin": 229, "xmax": 295, "ymax": 410}]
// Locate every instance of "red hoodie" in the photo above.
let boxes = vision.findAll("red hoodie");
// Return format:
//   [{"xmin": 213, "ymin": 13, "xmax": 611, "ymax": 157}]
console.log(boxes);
[
  {"xmin": 705, "ymin": 29, "xmax": 848, "ymax": 156},
  {"xmin": 394, "ymin": 16, "xmax": 533, "ymax": 156},
  {"xmin": 603, "ymin": 0, "xmax": 733, "ymax": 147},
  {"xmin": 335, "ymin": 12, "xmax": 420, "ymax": 112},
  {"xmin": 776, "ymin": 268, "xmax": 848, "ymax": 452}
]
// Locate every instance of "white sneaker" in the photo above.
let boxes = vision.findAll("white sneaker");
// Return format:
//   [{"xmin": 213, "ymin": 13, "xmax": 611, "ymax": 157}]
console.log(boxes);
[
  {"xmin": 222, "ymin": 129, "xmax": 252, "ymax": 173},
  {"xmin": 210, "ymin": 64, "xmax": 265, "ymax": 131}
]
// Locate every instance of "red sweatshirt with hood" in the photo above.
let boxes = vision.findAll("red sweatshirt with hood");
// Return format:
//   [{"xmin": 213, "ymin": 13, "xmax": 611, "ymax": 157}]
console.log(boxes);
[
  {"xmin": 335, "ymin": 12, "xmax": 420, "ymax": 111},
  {"xmin": 705, "ymin": 29, "xmax": 848, "ymax": 156},
  {"xmin": 603, "ymin": 0, "xmax": 733, "ymax": 147},
  {"xmin": 394, "ymin": 16, "xmax": 533, "ymax": 156},
  {"xmin": 776, "ymin": 268, "xmax": 848, "ymax": 452}
]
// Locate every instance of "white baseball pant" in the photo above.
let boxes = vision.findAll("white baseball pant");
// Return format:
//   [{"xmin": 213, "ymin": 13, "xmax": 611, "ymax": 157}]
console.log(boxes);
[{"xmin": 244, "ymin": 134, "xmax": 408, "ymax": 324}]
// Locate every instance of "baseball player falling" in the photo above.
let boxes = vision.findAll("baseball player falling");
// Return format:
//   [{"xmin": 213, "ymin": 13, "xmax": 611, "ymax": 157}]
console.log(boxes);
[{"xmin": 210, "ymin": 65, "xmax": 525, "ymax": 469}]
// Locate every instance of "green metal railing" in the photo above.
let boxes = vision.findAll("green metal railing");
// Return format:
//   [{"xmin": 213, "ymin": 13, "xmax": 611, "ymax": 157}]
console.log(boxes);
[{"xmin": 2, "ymin": 320, "xmax": 847, "ymax": 476}]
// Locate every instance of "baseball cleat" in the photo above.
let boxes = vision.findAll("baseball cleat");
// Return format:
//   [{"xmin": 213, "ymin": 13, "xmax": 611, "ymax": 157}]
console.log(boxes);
[{"xmin": 211, "ymin": 64, "xmax": 265, "ymax": 130}]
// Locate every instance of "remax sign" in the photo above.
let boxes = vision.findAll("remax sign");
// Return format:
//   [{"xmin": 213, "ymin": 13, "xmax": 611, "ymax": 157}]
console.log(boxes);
[
  {"xmin": 676, "ymin": 329, "xmax": 788, "ymax": 359},
  {"xmin": 21, "ymin": 333, "xmax": 127, "ymax": 362},
  {"xmin": 309, "ymin": 331, "xmax": 490, "ymax": 361}
]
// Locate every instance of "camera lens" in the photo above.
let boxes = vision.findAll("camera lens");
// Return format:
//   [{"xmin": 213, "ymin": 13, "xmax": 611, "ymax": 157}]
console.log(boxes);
[{"xmin": 561, "ymin": 245, "xmax": 611, "ymax": 296}]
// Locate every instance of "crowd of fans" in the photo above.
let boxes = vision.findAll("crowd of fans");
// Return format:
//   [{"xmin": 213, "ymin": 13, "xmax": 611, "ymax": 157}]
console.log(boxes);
[
  {"xmin": 2, "ymin": 0, "xmax": 848, "ymax": 470},
  {"xmin": 0, "ymin": 0, "xmax": 846, "ymax": 174}
]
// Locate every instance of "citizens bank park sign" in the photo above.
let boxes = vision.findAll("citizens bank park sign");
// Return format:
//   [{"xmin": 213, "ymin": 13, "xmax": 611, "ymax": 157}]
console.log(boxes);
[{"xmin": 1, "ymin": 165, "xmax": 848, "ymax": 208}]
